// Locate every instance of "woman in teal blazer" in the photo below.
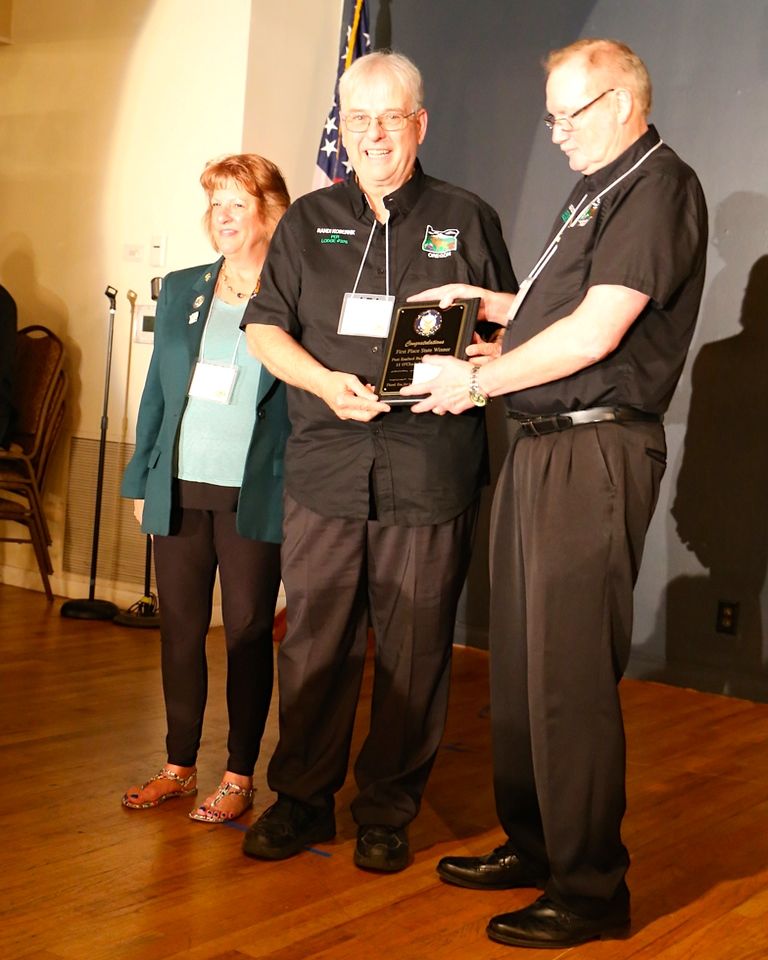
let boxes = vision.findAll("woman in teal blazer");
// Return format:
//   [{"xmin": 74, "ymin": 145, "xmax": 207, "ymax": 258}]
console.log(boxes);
[{"xmin": 121, "ymin": 154, "xmax": 290, "ymax": 823}]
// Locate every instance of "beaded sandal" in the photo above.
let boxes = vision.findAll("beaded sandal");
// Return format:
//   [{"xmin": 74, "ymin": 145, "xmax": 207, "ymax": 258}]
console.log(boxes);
[
  {"xmin": 188, "ymin": 780, "xmax": 254, "ymax": 823},
  {"xmin": 121, "ymin": 767, "xmax": 198, "ymax": 809}
]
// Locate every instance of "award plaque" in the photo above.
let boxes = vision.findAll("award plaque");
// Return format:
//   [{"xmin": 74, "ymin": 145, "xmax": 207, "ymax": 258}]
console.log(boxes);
[{"xmin": 376, "ymin": 298, "xmax": 480, "ymax": 403}]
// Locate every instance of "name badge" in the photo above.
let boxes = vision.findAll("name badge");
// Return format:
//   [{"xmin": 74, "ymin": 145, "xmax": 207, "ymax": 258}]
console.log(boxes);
[
  {"xmin": 338, "ymin": 292, "xmax": 395, "ymax": 338},
  {"xmin": 188, "ymin": 361, "xmax": 239, "ymax": 405}
]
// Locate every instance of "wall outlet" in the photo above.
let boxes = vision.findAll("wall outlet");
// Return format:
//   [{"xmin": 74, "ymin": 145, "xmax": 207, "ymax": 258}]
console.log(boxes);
[{"xmin": 716, "ymin": 600, "xmax": 739, "ymax": 636}]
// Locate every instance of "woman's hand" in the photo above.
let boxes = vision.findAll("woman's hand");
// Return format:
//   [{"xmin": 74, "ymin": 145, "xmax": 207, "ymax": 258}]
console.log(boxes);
[{"xmin": 133, "ymin": 499, "xmax": 144, "ymax": 525}]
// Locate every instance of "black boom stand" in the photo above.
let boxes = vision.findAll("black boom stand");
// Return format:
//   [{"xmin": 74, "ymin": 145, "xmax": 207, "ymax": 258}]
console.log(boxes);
[
  {"xmin": 113, "ymin": 534, "xmax": 160, "ymax": 628},
  {"xmin": 114, "ymin": 277, "xmax": 161, "ymax": 629},
  {"xmin": 61, "ymin": 286, "xmax": 120, "ymax": 620}
]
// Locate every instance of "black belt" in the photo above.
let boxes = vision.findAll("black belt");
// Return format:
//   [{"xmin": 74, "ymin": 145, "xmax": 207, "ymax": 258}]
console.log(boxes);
[{"xmin": 508, "ymin": 405, "xmax": 661, "ymax": 437}]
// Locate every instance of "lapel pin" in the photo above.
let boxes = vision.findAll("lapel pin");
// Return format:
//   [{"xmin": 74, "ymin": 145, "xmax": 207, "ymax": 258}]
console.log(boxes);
[
  {"xmin": 188, "ymin": 311, "xmax": 199, "ymax": 324},
  {"xmin": 193, "ymin": 295, "xmax": 205, "ymax": 308}
]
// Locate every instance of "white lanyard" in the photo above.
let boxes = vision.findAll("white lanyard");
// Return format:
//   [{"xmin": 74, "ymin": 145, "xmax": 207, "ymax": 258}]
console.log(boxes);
[
  {"xmin": 506, "ymin": 138, "xmax": 664, "ymax": 325},
  {"xmin": 529, "ymin": 194, "xmax": 589, "ymax": 280},
  {"xmin": 571, "ymin": 138, "xmax": 664, "ymax": 228},
  {"xmin": 188, "ymin": 298, "xmax": 244, "ymax": 404},
  {"xmin": 197, "ymin": 303, "xmax": 244, "ymax": 366},
  {"xmin": 351, "ymin": 214, "xmax": 390, "ymax": 296},
  {"xmin": 338, "ymin": 212, "xmax": 395, "ymax": 338}
]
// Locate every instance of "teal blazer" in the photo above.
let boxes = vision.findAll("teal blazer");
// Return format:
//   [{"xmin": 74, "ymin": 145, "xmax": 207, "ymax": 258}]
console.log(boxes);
[{"xmin": 121, "ymin": 258, "xmax": 289, "ymax": 542}]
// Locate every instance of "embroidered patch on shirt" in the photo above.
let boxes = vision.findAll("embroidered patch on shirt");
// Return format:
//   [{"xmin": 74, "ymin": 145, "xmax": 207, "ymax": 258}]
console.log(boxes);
[
  {"xmin": 571, "ymin": 199, "xmax": 601, "ymax": 228},
  {"xmin": 422, "ymin": 225, "xmax": 459, "ymax": 258}
]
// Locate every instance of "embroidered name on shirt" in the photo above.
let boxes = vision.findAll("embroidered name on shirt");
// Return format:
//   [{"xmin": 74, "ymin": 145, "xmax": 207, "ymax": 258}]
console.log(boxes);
[
  {"xmin": 317, "ymin": 227, "xmax": 356, "ymax": 245},
  {"xmin": 422, "ymin": 225, "xmax": 459, "ymax": 258}
]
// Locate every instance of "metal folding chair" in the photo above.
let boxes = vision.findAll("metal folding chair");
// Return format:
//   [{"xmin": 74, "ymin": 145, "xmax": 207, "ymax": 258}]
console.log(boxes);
[{"xmin": 0, "ymin": 326, "xmax": 66, "ymax": 599}]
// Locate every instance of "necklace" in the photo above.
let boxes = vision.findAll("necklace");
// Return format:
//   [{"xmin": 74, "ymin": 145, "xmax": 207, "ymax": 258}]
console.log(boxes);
[{"xmin": 221, "ymin": 263, "xmax": 260, "ymax": 300}]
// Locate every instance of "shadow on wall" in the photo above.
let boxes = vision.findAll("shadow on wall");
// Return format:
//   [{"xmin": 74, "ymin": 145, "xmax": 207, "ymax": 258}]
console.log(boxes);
[
  {"xmin": 373, "ymin": 0, "xmax": 391, "ymax": 46},
  {"xmin": 640, "ymin": 193, "xmax": 768, "ymax": 700}
]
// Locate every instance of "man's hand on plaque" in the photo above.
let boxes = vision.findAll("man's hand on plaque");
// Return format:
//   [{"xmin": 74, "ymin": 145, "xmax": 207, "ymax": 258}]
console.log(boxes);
[
  {"xmin": 408, "ymin": 283, "xmax": 484, "ymax": 311},
  {"xmin": 407, "ymin": 284, "xmax": 515, "ymax": 326},
  {"xmin": 466, "ymin": 334, "xmax": 502, "ymax": 366},
  {"xmin": 320, "ymin": 371, "xmax": 390, "ymax": 422},
  {"xmin": 400, "ymin": 355, "xmax": 474, "ymax": 415}
]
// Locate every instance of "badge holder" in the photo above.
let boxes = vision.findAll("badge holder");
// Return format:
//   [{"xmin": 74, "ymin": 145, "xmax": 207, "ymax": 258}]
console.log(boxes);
[
  {"xmin": 337, "ymin": 215, "xmax": 395, "ymax": 339},
  {"xmin": 188, "ymin": 360, "xmax": 239, "ymax": 405}
]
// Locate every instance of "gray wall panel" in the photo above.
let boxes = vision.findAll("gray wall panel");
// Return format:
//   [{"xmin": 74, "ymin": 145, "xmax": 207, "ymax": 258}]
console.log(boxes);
[{"xmin": 367, "ymin": 0, "xmax": 768, "ymax": 699}]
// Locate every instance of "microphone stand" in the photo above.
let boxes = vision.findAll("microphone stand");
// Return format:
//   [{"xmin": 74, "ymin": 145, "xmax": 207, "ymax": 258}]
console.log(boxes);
[
  {"xmin": 114, "ymin": 279, "xmax": 161, "ymax": 628},
  {"xmin": 61, "ymin": 286, "xmax": 120, "ymax": 620},
  {"xmin": 113, "ymin": 534, "xmax": 160, "ymax": 628}
]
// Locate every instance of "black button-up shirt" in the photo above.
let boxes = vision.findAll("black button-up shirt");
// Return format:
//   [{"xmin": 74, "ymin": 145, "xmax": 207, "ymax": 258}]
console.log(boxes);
[
  {"xmin": 503, "ymin": 126, "xmax": 708, "ymax": 416},
  {"xmin": 243, "ymin": 162, "xmax": 516, "ymax": 524}
]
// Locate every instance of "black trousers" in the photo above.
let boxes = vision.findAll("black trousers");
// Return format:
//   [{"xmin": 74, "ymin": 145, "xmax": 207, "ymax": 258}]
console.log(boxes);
[
  {"xmin": 267, "ymin": 493, "xmax": 479, "ymax": 828},
  {"xmin": 489, "ymin": 421, "xmax": 666, "ymax": 916},
  {"xmin": 152, "ymin": 483, "xmax": 281, "ymax": 776}
]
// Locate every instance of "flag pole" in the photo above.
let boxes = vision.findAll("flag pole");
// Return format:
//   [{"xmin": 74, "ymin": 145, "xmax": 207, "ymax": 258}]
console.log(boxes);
[
  {"xmin": 332, "ymin": 0, "xmax": 366, "ymax": 182},
  {"xmin": 314, "ymin": 0, "xmax": 370, "ymax": 190},
  {"xmin": 345, "ymin": 0, "xmax": 365, "ymax": 70}
]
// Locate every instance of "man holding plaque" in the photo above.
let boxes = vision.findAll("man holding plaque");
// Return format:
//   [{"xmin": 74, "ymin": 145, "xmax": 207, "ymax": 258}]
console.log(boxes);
[
  {"xmin": 402, "ymin": 39, "xmax": 707, "ymax": 947},
  {"xmin": 240, "ymin": 50, "xmax": 516, "ymax": 872}
]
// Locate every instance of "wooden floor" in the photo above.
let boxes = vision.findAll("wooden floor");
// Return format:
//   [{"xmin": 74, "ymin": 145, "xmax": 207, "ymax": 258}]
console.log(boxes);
[{"xmin": 2, "ymin": 582, "xmax": 768, "ymax": 960}]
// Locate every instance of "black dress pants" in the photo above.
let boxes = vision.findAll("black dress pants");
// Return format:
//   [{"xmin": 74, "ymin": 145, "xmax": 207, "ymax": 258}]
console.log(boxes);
[
  {"xmin": 489, "ymin": 421, "xmax": 666, "ymax": 916},
  {"xmin": 267, "ymin": 493, "xmax": 478, "ymax": 827},
  {"xmin": 152, "ymin": 482, "xmax": 281, "ymax": 776}
]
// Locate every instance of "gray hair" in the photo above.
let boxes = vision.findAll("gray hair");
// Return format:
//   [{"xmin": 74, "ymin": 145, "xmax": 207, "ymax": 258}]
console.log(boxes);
[
  {"xmin": 545, "ymin": 38, "xmax": 652, "ymax": 117},
  {"xmin": 339, "ymin": 51, "xmax": 424, "ymax": 112}
]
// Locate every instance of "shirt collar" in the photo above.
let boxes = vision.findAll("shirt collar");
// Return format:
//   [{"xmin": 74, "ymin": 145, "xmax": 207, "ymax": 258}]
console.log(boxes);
[
  {"xmin": 581, "ymin": 124, "xmax": 661, "ymax": 193},
  {"xmin": 348, "ymin": 159, "xmax": 426, "ymax": 221}
]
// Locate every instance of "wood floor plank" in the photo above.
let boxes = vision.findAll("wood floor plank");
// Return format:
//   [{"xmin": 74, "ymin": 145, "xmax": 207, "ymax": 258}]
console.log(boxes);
[{"xmin": 2, "ymin": 582, "xmax": 768, "ymax": 959}]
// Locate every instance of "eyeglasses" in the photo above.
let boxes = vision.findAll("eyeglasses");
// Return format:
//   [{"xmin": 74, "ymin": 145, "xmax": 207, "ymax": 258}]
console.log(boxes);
[
  {"xmin": 543, "ymin": 89, "xmax": 615, "ymax": 132},
  {"xmin": 342, "ymin": 110, "xmax": 418, "ymax": 132}
]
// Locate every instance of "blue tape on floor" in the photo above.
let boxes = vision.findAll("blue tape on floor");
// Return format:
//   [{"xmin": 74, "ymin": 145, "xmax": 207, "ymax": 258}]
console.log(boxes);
[{"xmin": 305, "ymin": 846, "xmax": 333, "ymax": 857}]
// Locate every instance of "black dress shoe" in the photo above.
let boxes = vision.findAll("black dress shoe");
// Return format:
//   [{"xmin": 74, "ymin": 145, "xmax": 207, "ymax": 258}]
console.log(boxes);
[
  {"xmin": 487, "ymin": 895, "xmax": 630, "ymax": 948},
  {"xmin": 354, "ymin": 825, "xmax": 410, "ymax": 872},
  {"xmin": 242, "ymin": 796, "xmax": 335, "ymax": 860},
  {"xmin": 436, "ymin": 844, "xmax": 547, "ymax": 890}
]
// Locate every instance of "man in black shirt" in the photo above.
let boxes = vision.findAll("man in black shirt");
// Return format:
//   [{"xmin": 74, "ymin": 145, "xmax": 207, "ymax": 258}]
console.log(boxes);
[
  {"xmin": 241, "ymin": 51, "xmax": 515, "ymax": 872},
  {"xmin": 403, "ymin": 39, "xmax": 707, "ymax": 946}
]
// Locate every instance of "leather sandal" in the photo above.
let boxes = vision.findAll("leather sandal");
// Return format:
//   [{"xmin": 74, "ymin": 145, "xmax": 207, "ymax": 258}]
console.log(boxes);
[
  {"xmin": 122, "ymin": 767, "xmax": 197, "ymax": 809},
  {"xmin": 189, "ymin": 780, "xmax": 254, "ymax": 823}
]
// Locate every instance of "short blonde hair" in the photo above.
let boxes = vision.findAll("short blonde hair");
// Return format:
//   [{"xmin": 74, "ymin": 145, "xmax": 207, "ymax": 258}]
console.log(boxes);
[
  {"xmin": 545, "ymin": 38, "xmax": 652, "ymax": 116},
  {"xmin": 200, "ymin": 154, "xmax": 290, "ymax": 249},
  {"xmin": 339, "ymin": 50, "xmax": 424, "ymax": 112}
]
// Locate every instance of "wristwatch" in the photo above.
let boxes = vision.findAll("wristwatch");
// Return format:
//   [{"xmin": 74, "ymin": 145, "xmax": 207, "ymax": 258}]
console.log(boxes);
[{"xmin": 468, "ymin": 365, "xmax": 489, "ymax": 407}]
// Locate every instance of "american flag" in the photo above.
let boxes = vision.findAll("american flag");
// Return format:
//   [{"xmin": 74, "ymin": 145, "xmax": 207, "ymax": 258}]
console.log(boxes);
[{"xmin": 312, "ymin": 0, "xmax": 371, "ymax": 190}]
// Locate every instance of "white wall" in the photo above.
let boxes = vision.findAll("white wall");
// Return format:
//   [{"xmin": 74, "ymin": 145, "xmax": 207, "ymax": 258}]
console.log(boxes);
[{"xmin": 0, "ymin": 0, "xmax": 343, "ymax": 600}]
